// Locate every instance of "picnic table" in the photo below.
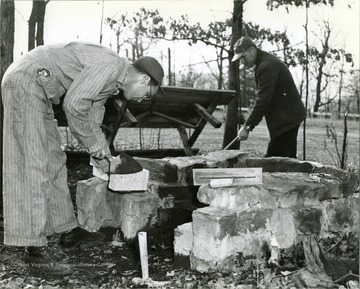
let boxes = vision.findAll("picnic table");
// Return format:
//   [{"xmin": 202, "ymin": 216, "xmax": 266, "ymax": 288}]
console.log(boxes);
[{"xmin": 54, "ymin": 86, "xmax": 235, "ymax": 156}]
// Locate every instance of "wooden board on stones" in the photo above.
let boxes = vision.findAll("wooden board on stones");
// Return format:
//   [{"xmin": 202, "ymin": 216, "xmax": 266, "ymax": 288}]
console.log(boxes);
[{"xmin": 193, "ymin": 168, "xmax": 262, "ymax": 187}]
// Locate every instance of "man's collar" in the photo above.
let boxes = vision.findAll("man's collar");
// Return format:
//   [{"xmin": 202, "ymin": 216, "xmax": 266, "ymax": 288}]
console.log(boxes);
[
  {"xmin": 254, "ymin": 48, "xmax": 262, "ymax": 69},
  {"xmin": 116, "ymin": 58, "xmax": 130, "ymax": 85}
]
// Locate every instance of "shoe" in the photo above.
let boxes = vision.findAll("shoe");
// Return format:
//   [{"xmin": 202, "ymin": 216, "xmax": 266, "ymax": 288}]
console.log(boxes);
[
  {"xmin": 60, "ymin": 227, "xmax": 105, "ymax": 250},
  {"xmin": 24, "ymin": 246, "xmax": 72, "ymax": 277}
]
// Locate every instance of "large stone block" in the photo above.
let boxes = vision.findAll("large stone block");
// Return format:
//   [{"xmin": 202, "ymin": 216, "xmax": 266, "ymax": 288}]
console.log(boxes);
[
  {"xmin": 196, "ymin": 172, "xmax": 342, "ymax": 209},
  {"xmin": 190, "ymin": 207, "xmax": 273, "ymax": 272},
  {"xmin": 76, "ymin": 177, "xmax": 122, "ymax": 230},
  {"xmin": 135, "ymin": 157, "xmax": 178, "ymax": 183},
  {"xmin": 76, "ymin": 177, "xmax": 159, "ymax": 241},
  {"xmin": 262, "ymin": 172, "xmax": 343, "ymax": 207},
  {"xmin": 174, "ymin": 222, "xmax": 193, "ymax": 268},
  {"xmin": 119, "ymin": 193, "xmax": 159, "ymax": 240},
  {"xmin": 197, "ymin": 184, "xmax": 277, "ymax": 210},
  {"xmin": 190, "ymin": 206, "xmax": 324, "ymax": 272},
  {"xmin": 311, "ymin": 162, "xmax": 359, "ymax": 197},
  {"xmin": 245, "ymin": 157, "xmax": 358, "ymax": 197},
  {"xmin": 245, "ymin": 157, "xmax": 315, "ymax": 173}
]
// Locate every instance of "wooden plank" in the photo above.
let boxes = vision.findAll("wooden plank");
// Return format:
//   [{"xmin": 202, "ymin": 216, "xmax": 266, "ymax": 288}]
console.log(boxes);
[
  {"xmin": 193, "ymin": 168, "xmax": 262, "ymax": 186},
  {"xmin": 161, "ymin": 86, "xmax": 235, "ymax": 106},
  {"xmin": 177, "ymin": 126, "xmax": 193, "ymax": 156},
  {"xmin": 114, "ymin": 99, "xmax": 137, "ymax": 124},
  {"xmin": 152, "ymin": 111, "xmax": 196, "ymax": 129},
  {"xmin": 188, "ymin": 95, "xmax": 221, "ymax": 146},
  {"xmin": 193, "ymin": 103, "xmax": 222, "ymax": 128}
]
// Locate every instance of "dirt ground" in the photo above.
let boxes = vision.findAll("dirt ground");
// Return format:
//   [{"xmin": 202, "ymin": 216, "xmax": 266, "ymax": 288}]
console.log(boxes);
[{"xmin": 0, "ymin": 116, "xmax": 359, "ymax": 288}]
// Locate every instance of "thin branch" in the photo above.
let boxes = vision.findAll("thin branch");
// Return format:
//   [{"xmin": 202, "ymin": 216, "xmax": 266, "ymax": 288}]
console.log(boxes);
[{"xmin": 334, "ymin": 271, "xmax": 359, "ymax": 284}]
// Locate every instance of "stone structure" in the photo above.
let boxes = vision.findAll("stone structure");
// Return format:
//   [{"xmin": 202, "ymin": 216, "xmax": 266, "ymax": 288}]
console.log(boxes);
[
  {"xmin": 76, "ymin": 177, "xmax": 158, "ymax": 241},
  {"xmin": 75, "ymin": 151, "xmax": 358, "ymax": 272},
  {"xmin": 76, "ymin": 151, "xmax": 246, "ymax": 241}
]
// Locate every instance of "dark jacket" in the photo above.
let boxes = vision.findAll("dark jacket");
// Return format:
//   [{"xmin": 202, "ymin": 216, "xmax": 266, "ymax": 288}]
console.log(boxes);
[{"xmin": 245, "ymin": 49, "xmax": 306, "ymax": 138}]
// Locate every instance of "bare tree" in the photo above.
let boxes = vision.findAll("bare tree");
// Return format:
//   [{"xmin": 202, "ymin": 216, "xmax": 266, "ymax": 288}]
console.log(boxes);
[
  {"xmin": 222, "ymin": 0, "xmax": 245, "ymax": 149},
  {"xmin": 312, "ymin": 20, "xmax": 332, "ymax": 112},
  {"xmin": 28, "ymin": 0, "xmax": 50, "ymax": 51},
  {"xmin": 0, "ymin": 0, "xmax": 15, "ymax": 196}
]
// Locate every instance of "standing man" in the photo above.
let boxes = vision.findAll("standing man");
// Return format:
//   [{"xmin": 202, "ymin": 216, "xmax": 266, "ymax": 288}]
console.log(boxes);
[
  {"xmin": 233, "ymin": 37, "xmax": 306, "ymax": 158},
  {"xmin": 1, "ymin": 41, "xmax": 165, "ymax": 276}
]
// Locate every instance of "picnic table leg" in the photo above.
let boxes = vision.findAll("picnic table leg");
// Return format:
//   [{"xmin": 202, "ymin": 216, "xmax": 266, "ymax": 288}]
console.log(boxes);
[
  {"xmin": 177, "ymin": 126, "xmax": 193, "ymax": 156},
  {"xmin": 188, "ymin": 95, "xmax": 221, "ymax": 147}
]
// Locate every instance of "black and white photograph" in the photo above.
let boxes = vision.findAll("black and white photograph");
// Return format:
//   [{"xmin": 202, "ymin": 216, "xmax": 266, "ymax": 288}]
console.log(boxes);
[{"xmin": 0, "ymin": 0, "xmax": 359, "ymax": 288}]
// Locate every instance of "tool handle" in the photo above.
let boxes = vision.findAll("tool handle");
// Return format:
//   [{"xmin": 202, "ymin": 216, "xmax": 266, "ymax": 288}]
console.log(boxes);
[{"xmin": 223, "ymin": 136, "xmax": 239, "ymax": 151}]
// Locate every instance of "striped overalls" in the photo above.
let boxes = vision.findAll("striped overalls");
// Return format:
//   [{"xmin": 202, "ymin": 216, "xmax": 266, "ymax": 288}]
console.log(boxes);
[{"xmin": 1, "ymin": 42, "xmax": 128, "ymax": 246}]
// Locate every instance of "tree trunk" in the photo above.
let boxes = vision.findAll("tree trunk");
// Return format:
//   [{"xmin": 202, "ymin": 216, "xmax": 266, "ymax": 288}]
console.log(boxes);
[
  {"xmin": 313, "ymin": 66, "xmax": 323, "ymax": 112},
  {"xmin": 168, "ymin": 48, "xmax": 172, "ymax": 86},
  {"xmin": 222, "ymin": 0, "xmax": 243, "ymax": 149},
  {"xmin": 28, "ymin": 0, "xmax": 48, "ymax": 51},
  {"xmin": 313, "ymin": 22, "xmax": 331, "ymax": 112},
  {"xmin": 218, "ymin": 48, "xmax": 224, "ymax": 90},
  {"xmin": 0, "ymin": 0, "xmax": 15, "ymax": 201}
]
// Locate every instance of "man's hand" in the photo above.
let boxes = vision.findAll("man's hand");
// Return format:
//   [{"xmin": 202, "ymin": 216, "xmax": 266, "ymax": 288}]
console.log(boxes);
[
  {"xmin": 91, "ymin": 148, "xmax": 110, "ymax": 160},
  {"xmin": 238, "ymin": 126, "xmax": 250, "ymax": 141}
]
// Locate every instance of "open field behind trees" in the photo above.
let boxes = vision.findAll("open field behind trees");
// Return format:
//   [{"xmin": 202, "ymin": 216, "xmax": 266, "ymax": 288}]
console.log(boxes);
[{"xmin": 60, "ymin": 109, "xmax": 359, "ymax": 170}]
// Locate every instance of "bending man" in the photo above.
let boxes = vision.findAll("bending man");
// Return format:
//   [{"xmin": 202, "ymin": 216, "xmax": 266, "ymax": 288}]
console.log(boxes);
[
  {"xmin": 233, "ymin": 37, "xmax": 306, "ymax": 158},
  {"xmin": 1, "ymin": 41, "xmax": 165, "ymax": 275}
]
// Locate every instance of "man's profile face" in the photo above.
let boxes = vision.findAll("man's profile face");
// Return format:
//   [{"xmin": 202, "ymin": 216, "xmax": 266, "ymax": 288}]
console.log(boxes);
[
  {"xmin": 240, "ymin": 47, "xmax": 257, "ymax": 68},
  {"xmin": 123, "ymin": 77, "xmax": 159, "ymax": 103}
]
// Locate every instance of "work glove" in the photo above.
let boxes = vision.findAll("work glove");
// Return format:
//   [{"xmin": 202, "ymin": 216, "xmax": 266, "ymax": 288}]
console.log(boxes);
[
  {"xmin": 91, "ymin": 148, "xmax": 110, "ymax": 160},
  {"xmin": 238, "ymin": 125, "xmax": 250, "ymax": 141}
]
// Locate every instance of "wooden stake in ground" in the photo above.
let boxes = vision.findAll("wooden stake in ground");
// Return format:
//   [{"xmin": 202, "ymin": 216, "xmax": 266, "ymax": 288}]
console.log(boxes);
[
  {"xmin": 132, "ymin": 233, "xmax": 170, "ymax": 287},
  {"xmin": 138, "ymin": 231, "xmax": 149, "ymax": 280}
]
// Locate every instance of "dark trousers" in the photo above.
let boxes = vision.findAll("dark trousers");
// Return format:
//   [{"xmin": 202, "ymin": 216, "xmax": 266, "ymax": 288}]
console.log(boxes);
[{"xmin": 265, "ymin": 125, "xmax": 300, "ymax": 158}]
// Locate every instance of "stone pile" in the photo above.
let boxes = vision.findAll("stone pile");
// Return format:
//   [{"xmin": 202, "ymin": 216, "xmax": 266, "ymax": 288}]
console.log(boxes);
[
  {"xmin": 75, "ymin": 151, "xmax": 358, "ymax": 273},
  {"xmin": 76, "ymin": 151, "xmax": 245, "ymax": 241},
  {"xmin": 172, "ymin": 156, "xmax": 358, "ymax": 272}
]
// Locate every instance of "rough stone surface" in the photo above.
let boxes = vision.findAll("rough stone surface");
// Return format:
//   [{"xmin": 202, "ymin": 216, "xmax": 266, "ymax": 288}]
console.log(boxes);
[
  {"xmin": 190, "ymin": 205, "xmax": 334, "ymax": 272},
  {"xmin": 197, "ymin": 172, "xmax": 343, "ymax": 209},
  {"xmin": 174, "ymin": 222, "xmax": 193, "ymax": 256},
  {"xmin": 76, "ymin": 177, "xmax": 121, "ymax": 230},
  {"xmin": 119, "ymin": 192, "xmax": 159, "ymax": 240},
  {"xmin": 245, "ymin": 157, "xmax": 315, "ymax": 173},
  {"xmin": 262, "ymin": 173, "xmax": 343, "ymax": 206},
  {"xmin": 190, "ymin": 207, "xmax": 273, "ymax": 272},
  {"xmin": 197, "ymin": 184, "xmax": 277, "ymax": 210},
  {"xmin": 321, "ymin": 194, "xmax": 359, "ymax": 236},
  {"xmin": 135, "ymin": 157, "xmax": 178, "ymax": 183},
  {"xmin": 76, "ymin": 177, "xmax": 158, "ymax": 240},
  {"xmin": 245, "ymin": 157, "xmax": 358, "ymax": 197},
  {"xmin": 311, "ymin": 162, "xmax": 359, "ymax": 197}
]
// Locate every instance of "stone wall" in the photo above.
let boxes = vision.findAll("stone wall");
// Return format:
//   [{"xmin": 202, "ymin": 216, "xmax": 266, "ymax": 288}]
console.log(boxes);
[{"xmin": 75, "ymin": 151, "xmax": 358, "ymax": 272}]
